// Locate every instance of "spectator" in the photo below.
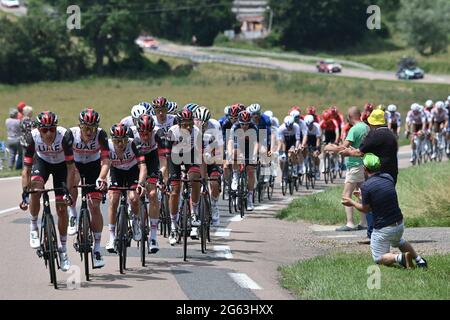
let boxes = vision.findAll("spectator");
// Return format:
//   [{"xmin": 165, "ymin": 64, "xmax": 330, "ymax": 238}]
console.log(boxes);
[
  {"xmin": 325, "ymin": 106, "xmax": 369, "ymax": 231},
  {"xmin": 340, "ymin": 109, "xmax": 399, "ymax": 240},
  {"xmin": 5, "ymin": 109, "xmax": 22, "ymax": 170},
  {"xmin": 342, "ymin": 153, "xmax": 427, "ymax": 269},
  {"xmin": 17, "ymin": 101, "xmax": 26, "ymax": 120},
  {"xmin": 19, "ymin": 106, "xmax": 34, "ymax": 156}
]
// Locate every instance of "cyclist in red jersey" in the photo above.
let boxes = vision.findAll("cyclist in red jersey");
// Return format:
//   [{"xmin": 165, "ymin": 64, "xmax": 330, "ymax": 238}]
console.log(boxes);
[{"xmin": 306, "ymin": 106, "xmax": 321, "ymax": 123}]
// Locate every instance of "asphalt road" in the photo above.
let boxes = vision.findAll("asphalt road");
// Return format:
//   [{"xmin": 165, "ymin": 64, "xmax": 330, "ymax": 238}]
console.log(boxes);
[{"xmin": 0, "ymin": 145, "xmax": 444, "ymax": 299}]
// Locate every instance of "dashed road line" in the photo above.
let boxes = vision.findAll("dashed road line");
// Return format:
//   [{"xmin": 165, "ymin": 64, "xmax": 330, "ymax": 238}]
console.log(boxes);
[
  {"xmin": 213, "ymin": 245, "xmax": 233, "ymax": 259},
  {"xmin": 228, "ymin": 273, "xmax": 262, "ymax": 290}
]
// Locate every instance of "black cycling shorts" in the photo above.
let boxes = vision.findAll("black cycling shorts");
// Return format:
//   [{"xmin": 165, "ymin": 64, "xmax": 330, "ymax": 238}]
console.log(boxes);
[
  {"xmin": 110, "ymin": 165, "xmax": 139, "ymax": 189},
  {"xmin": 31, "ymin": 157, "xmax": 67, "ymax": 198},
  {"xmin": 324, "ymin": 131, "xmax": 336, "ymax": 144},
  {"xmin": 75, "ymin": 159, "xmax": 101, "ymax": 195},
  {"xmin": 307, "ymin": 135, "xmax": 318, "ymax": 148},
  {"xmin": 143, "ymin": 150, "xmax": 160, "ymax": 184},
  {"xmin": 168, "ymin": 160, "xmax": 200, "ymax": 185}
]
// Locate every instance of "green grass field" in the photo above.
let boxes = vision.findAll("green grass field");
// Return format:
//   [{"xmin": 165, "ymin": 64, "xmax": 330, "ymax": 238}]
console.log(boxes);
[
  {"xmin": 280, "ymin": 252, "xmax": 450, "ymax": 300},
  {"xmin": 1, "ymin": 57, "xmax": 449, "ymax": 142},
  {"xmin": 277, "ymin": 161, "xmax": 450, "ymax": 227}
]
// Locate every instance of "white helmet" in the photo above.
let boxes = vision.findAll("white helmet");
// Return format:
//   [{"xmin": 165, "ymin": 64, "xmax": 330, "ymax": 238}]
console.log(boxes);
[
  {"xmin": 224, "ymin": 106, "xmax": 230, "ymax": 116},
  {"xmin": 264, "ymin": 110, "xmax": 273, "ymax": 118},
  {"xmin": 271, "ymin": 117, "xmax": 280, "ymax": 128},
  {"xmin": 131, "ymin": 104, "xmax": 148, "ymax": 120},
  {"xmin": 284, "ymin": 115, "xmax": 294, "ymax": 127},
  {"xmin": 446, "ymin": 95, "xmax": 450, "ymax": 102},
  {"xmin": 168, "ymin": 101, "xmax": 178, "ymax": 114},
  {"xmin": 410, "ymin": 103, "xmax": 419, "ymax": 111},
  {"xmin": 387, "ymin": 104, "xmax": 397, "ymax": 113},
  {"xmin": 425, "ymin": 100, "xmax": 433, "ymax": 108},
  {"xmin": 195, "ymin": 106, "xmax": 211, "ymax": 122},
  {"xmin": 435, "ymin": 101, "xmax": 445, "ymax": 110},
  {"xmin": 247, "ymin": 103, "xmax": 261, "ymax": 114},
  {"xmin": 304, "ymin": 115, "xmax": 314, "ymax": 125},
  {"xmin": 289, "ymin": 110, "xmax": 300, "ymax": 119}
]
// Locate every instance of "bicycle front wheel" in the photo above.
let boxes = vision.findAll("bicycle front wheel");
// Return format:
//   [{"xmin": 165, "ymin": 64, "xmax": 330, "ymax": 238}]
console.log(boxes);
[
  {"xmin": 80, "ymin": 209, "xmax": 91, "ymax": 281},
  {"xmin": 118, "ymin": 206, "xmax": 128, "ymax": 274},
  {"xmin": 182, "ymin": 200, "xmax": 190, "ymax": 261},
  {"xmin": 199, "ymin": 196, "xmax": 207, "ymax": 254},
  {"xmin": 46, "ymin": 215, "xmax": 58, "ymax": 289}
]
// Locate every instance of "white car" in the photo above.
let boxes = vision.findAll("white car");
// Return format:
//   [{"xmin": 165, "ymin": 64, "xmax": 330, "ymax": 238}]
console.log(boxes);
[{"xmin": 1, "ymin": 0, "xmax": 20, "ymax": 8}]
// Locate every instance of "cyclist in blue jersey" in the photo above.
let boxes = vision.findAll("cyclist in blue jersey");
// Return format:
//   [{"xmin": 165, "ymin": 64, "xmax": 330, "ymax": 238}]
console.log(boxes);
[
  {"xmin": 218, "ymin": 106, "xmax": 231, "ymax": 128},
  {"xmin": 247, "ymin": 103, "xmax": 272, "ymax": 155}
]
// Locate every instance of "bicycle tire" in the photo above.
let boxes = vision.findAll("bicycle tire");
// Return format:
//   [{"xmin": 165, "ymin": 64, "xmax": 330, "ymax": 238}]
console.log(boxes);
[
  {"xmin": 239, "ymin": 173, "xmax": 246, "ymax": 218},
  {"xmin": 46, "ymin": 215, "xmax": 58, "ymax": 289},
  {"xmin": 182, "ymin": 200, "xmax": 189, "ymax": 261},
  {"xmin": 289, "ymin": 177, "xmax": 293, "ymax": 195},
  {"xmin": 80, "ymin": 209, "xmax": 91, "ymax": 281},
  {"xmin": 324, "ymin": 154, "xmax": 329, "ymax": 184},
  {"xmin": 267, "ymin": 176, "xmax": 274, "ymax": 200},
  {"xmin": 118, "ymin": 206, "xmax": 128, "ymax": 274},
  {"xmin": 205, "ymin": 195, "xmax": 212, "ymax": 243},
  {"xmin": 140, "ymin": 201, "xmax": 147, "ymax": 267},
  {"xmin": 199, "ymin": 196, "xmax": 207, "ymax": 254}
]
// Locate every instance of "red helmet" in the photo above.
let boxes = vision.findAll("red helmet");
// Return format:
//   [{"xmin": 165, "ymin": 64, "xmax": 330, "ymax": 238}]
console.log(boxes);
[
  {"xmin": 232, "ymin": 103, "xmax": 246, "ymax": 112},
  {"xmin": 17, "ymin": 101, "xmax": 26, "ymax": 112},
  {"xmin": 306, "ymin": 106, "xmax": 317, "ymax": 115},
  {"xmin": 79, "ymin": 108, "xmax": 100, "ymax": 126},
  {"xmin": 289, "ymin": 106, "xmax": 301, "ymax": 115},
  {"xmin": 177, "ymin": 108, "xmax": 194, "ymax": 122},
  {"xmin": 228, "ymin": 104, "xmax": 241, "ymax": 117},
  {"xmin": 238, "ymin": 110, "xmax": 251, "ymax": 124},
  {"xmin": 110, "ymin": 123, "xmax": 128, "ymax": 138},
  {"xmin": 137, "ymin": 114, "xmax": 155, "ymax": 132},
  {"xmin": 330, "ymin": 106, "xmax": 338, "ymax": 115},
  {"xmin": 152, "ymin": 96, "xmax": 168, "ymax": 109},
  {"xmin": 322, "ymin": 110, "xmax": 331, "ymax": 121},
  {"xmin": 36, "ymin": 111, "xmax": 58, "ymax": 128}
]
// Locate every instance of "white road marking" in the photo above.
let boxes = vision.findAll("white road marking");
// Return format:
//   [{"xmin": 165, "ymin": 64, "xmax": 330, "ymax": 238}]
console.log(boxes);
[
  {"xmin": 228, "ymin": 215, "xmax": 243, "ymax": 222},
  {"xmin": 213, "ymin": 228, "xmax": 231, "ymax": 237},
  {"xmin": 323, "ymin": 235, "xmax": 359, "ymax": 238},
  {"xmin": 0, "ymin": 199, "xmax": 56, "ymax": 216},
  {"xmin": 228, "ymin": 273, "xmax": 262, "ymax": 290},
  {"xmin": 213, "ymin": 245, "xmax": 233, "ymax": 259},
  {"xmin": 0, "ymin": 176, "xmax": 21, "ymax": 182},
  {"xmin": 309, "ymin": 225, "xmax": 339, "ymax": 232}
]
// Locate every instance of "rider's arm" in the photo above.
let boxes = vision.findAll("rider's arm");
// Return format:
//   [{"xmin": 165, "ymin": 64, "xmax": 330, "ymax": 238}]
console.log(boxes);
[
  {"xmin": 132, "ymin": 141, "xmax": 147, "ymax": 185},
  {"xmin": 63, "ymin": 130, "xmax": 75, "ymax": 190},
  {"xmin": 98, "ymin": 129, "xmax": 111, "ymax": 181},
  {"xmin": 22, "ymin": 135, "xmax": 35, "ymax": 190}
]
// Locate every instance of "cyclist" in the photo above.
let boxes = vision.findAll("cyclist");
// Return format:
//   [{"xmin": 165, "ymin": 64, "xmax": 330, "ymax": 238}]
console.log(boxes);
[
  {"xmin": 430, "ymin": 101, "xmax": 449, "ymax": 159},
  {"xmin": 247, "ymin": 103, "xmax": 272, "ymax": 156},
  {"xmin": 306, "ymin": 106, "xmax": 321, "ymax": 123},
  {"xmin": 68, "ymin": 108, "xmax": 110, "ymax": 268},
  {"xmin": 221, "ymin": 104, "xmax": 241, "ymax": 193},
  {"xmin": 194, "ymin": 107, "xmax": 223, "ymax": 226},
  {"xmin": 329, "ymin": 106, "xmax": 344, "ymax": 140},
  {"xmin": 266, "ymin": 112, "xmax": 280, "ymax": 182},
  {"xmin": 106, "ymin": 124, "xmax": 147, "ymax": 252},
  {"xmin": 301, "ymin": 115, "xmax": 322, "ymax": 179},
  {"xmin": 21, "ymin": 111, "xmax": 75, "ymax": 272},
  {"xmin": 167, "ymin": 107, "xmax": 202, "ymax": 244},
  {"xmin": 219, "ymin": 106, "xmax": 231, "ymax": 127},
  {"xmin": 405, "ymin": 103, "xmax": 426, "ymax": 163},
  {"xmin": 152, "ymin": 97, "xmax": 176, "ymax": 183},
  {"xmin": 128, "ymin": 114, "xmax": 162, "ymax": 253},
  {"xmin": 277, "ymin": 115, "xmax": 302, "ymax": 177},
  {"xmin": 387, "ymin": 104, "xmax": 401, "ymax": 138},
  {"xmin": 290, "ymin": 109, "xmax": 308, "ymax": 174},
  {"xmin": 120, "ymin": 103, "xmax": 150, "ymax": 128},
  {"xmin": 288, "ymin": 106, "xmax": 302, "ymax": 118},
  {"xmin": 320, "ymin": 110, "xmax": 340, "ymax": 174},
  {"xmin": 228, "ymin": 110, "xmax": 259, "ymax": 211}
]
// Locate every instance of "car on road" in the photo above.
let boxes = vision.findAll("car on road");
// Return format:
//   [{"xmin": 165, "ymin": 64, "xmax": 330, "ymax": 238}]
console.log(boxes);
[
  {"xmin": 316, "ymin": 59, "xmax": 342, "ymax": 73},
  {"xmin": 1, "ymin": 0, "xmax": 20, "ymax": 8},
  {"xmin": 396, "ymin": 57, "xmax": 424, "ymax": 80},
  {"xmin": 135, "ymin": 35, "xmax": 159, "ymax": 50}
]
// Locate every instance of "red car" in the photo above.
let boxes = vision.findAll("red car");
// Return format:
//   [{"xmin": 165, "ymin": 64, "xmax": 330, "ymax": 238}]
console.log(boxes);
[
  {"xmin": 316, "ymin": 59, "xmax": 342, "ymax": 73},
  {"xmin": 135, "ymin": 36, "xmax": 159, "ymax": 50}
]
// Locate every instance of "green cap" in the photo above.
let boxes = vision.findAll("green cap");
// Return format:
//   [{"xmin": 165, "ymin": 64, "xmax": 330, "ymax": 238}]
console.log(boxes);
[{"xmin": 363, "ymin": 153, "xmax": 381, "ymax": 172}]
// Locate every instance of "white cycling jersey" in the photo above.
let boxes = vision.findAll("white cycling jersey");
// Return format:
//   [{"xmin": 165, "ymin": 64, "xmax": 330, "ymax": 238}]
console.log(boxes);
[
  {"xmin": 153, "ymin": 114, "xmax": 176, "ymax": 133},
  {"xmin": 108, "ymin": 138, "xmax": 143, "ymax": 170},
  {"xmin": 168, "ymin": 124, "xmax": 201, "ymax": 150},
  {"xmin": 306, "ymin": 123, "xmax": 322, "ymax": 137},
  {"xmin": 120, "ymin": 116, "xmax": 134, "ymax": 129},
  {"xmin": 424, "ymin": 109, "xmax": 433, "ymax": 123},
  {"xmin": 387, "ymin": 112, "xmax": 402, "ymax": 126},
  {"xmin": 431, "ymin": 108, "xmax": 449, "ymax": 123},
  {"xmin": 71, "ymin": 126, "xmax": 109, "ymax": 164},
  {"xmin": 406, "ymin": 110, "xmax": 426, "ymax": 125},
  {"xmin": 25, "ymin": 127, "xmax": 73, "ymax": 164},
  {"xmin": 277, "ymin": 123, "xmax": 301, "ymax": 146},
  {"xmin": 201, "ymin": 119, "xmax": 224, "ymax": 148},
  {"xmin": 129, "ymin": 126, "xmax": 158, "ymax": 154}
]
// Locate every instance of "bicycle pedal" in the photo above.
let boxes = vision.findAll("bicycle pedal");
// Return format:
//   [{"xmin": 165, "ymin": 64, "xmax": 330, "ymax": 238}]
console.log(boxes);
[{"xmin": 36, "ymin": 249, "xmax": 43, "ymax": 258}]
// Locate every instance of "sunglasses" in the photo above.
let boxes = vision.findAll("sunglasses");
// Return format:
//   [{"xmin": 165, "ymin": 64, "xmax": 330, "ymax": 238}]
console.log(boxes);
[
  {"xmin": 39, "ymin": 127, "xmax": 56, "ymax": 134},
  {"xmin": 155, "ymin": 107, "xmax": 168, "ymax": 113},
  {"xmin": 112, "ymin": 138, "xmax": 127, "ymax": 144},
  {"xmin": 80, "ymin": 125, "xmax": 98, "ymax": 132},
  {"xmin": 230, "ymin": 117, "xmax": 238, "ymax": 121},
  {"xmin": 137, "ymin": 129, "xmax": 151, "ymax": 134}
]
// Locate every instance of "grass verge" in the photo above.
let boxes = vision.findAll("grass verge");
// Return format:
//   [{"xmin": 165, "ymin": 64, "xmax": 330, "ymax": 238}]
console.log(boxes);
[{"xmin": 280, "ymin": 252, "xmax": 450, "ymax": 300}]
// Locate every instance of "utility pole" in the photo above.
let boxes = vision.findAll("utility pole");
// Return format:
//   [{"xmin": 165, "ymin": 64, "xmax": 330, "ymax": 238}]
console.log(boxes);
[{"xmin": 266, "ymin": 5, "xmax": 273, "ymax": 34}]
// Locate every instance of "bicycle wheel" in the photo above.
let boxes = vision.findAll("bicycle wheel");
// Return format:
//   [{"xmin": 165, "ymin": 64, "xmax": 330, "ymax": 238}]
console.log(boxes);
[
  {"xmin": 324, "ymin": 154, "xmax": 329, "ymax": 184},
  {"xmin": 45, "ymin": 215, "xmax": 58, "ymax": 289},
  {"xmin": 267, "ymin": 176, "xmax": 274, "ymax": 200},
  {"xmin": 182, "ymin": 200, "xmax": 190, "ymax": 261},
  {"xmin": 140, "ymin": 202, "xmax": 147, "ymax": 267},
  {"xmin": 118, "ymin": 206, "xmax": 128, "ymax": 274},
  {"xmin": 205, "ymin": 195, "xmax": 212, "ymax": 243},
  {"xmin": 239, "ymin": 174, "xmax": 246, "ymax": 218},
  {"xmin": 79, "ymin": 209, "xmax": 91, "ymax": 281},
  {"xmin": 281, "ymin": 165, "xmax": 287, "ymax": 196},
  {"xmin": 199, "ymin": 196, "xmax": 207, "ymax": 254},
  {"xmin": 305, "ymin": 162, "xmax": 310, "ymax": 190}
]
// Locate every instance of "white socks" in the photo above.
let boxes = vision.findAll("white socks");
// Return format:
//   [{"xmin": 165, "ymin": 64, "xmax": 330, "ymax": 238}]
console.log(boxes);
[{"xmin": 30, "ymin": 214, "xmax": 38, "ymax": 231}]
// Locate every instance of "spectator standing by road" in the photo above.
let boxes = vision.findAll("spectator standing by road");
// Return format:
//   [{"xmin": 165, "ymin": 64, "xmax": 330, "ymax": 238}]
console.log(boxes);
[
  {"xmin": 17, "ymin": 101, "xmax": 26, "ymax": 121},
  {"xmin": 324, "ymin": 106, "xmax": 369, "ymax": 231},
  {"xmin": 5, "ymin": 109, "xmax": 22, "ymax": 170},
  {"xmin": 342, "ymin": 153, "xmax": 427, "ymax": 269}
]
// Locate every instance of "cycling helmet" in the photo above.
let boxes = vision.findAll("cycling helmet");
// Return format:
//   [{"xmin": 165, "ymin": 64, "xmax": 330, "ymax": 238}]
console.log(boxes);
[
  {"xmin": 284, "ymin": 115, "xmax": 294, "ymax": 127},
  {"xmin": 195, "ymin": 106, "xmax": 211, "ymax": 122},
  {"xmin": 152, "ymin": 97, "xmax": 168, "ymax": 109},
  {"xmin": 247, "ymin": 103, "xmax": 261, "ymax": 115},
  {"xmin": 377, "ymin": 104, "xmax": 386, "ymax": 111},
  {"xmin": 387, "ymin": 104, "xmax": 397, "ymax": 113},
  {"xmin": 139, "ymin": 101, "xmax": 152, "ymax": 115},
  {"xmin": 264, "ymin": 110, "xmax": 273, "ymax": 119},
  {"xmin": 137, "ymin": 114, "xmax": 155, "ymax": 132},
  {"xmin": 177, "ymin": 108, "xmax": 194, "ymax": 122},
  {"xmin": 330, "ymin": 106, "xmax": 338, "ymax": 115},
  {"xmin": 110, "ymin": 123, "xmax": 128, "ymax": 138},
  {"xmin": 306, "ymin": 106, "xmax": 317, "ymax": 115},
  {"xmin": 322, "ymin": 110, "xmax": 331, "ymax": 121},
  {"xmin": 447, "ymin": 95, "xmax": 450, "ymax": 102},
  {"xmin": 36, "ymin": 111, "xmax": 58, "ymax": 128},
  {"xmin": 232, "ymin": 103, "xmax": 246, "ymax": 112},
  {"xmin": 410, "ymin": 103, "xmax": 419, "ymax": 111},
  {"xmin": 304, "ymin": 115, "xmax": 314, "ymax": 125},
  {"xmin": 228, "ymin": 104, "xmax": 241, "ymax": 117},
  {"xmin": 435, "ymin": 101, "xmax": 445, "ymax": 110},
  {"xmin": 131, "ymin": 104, "xmax": 147, "ymax": 120},
  {"xmin": 167, "ymin": 101, "xmax": 178, "ymax": 114},
  {"xmin": 184, "ymin": 103, "xmax": 200, "ymax": 113},
  {"xmin": 79, "ymin": 108, "xmax": 100, "ymax": 126},
  {"xmin": 425, "ymin": 100, "xmax": 433, "ymax": 108},
  {"xmin": 238, "ymin": 110, "xmax": 251, "ymax": 124},
  {"xmin": 290, "ymin": 110, "xmax": 300, "ymax": 119},
  {"xmin": 289, "ymin": 106, "xmax": 301, "ymax": 115},
  {"xmin": 224, "ymin": 106, "xmax": 231, "ymax": 115}
]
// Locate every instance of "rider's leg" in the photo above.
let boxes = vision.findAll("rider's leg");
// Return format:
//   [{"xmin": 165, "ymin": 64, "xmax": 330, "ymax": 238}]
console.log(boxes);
[
  {"xmin": 147, "ymin": 183, "xmax": 159, "ymax": 242},
  {"xmin": 69, "ymin": 168, "xmax": 80, "ymax": 220},
  {"xmin": 87, "ymin": 194, "xmax": 103, "ymax": 253},
  {"xmin": 108, "ymin": 191, "xmax": 120, "ymax": 241},
  {"xmin": 55, "ymin": 201, "xmax": 69, "ymax": 251},
  {"xmin": 189, "ymin": 167, "xmax": 201, "ymax": 215}
]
